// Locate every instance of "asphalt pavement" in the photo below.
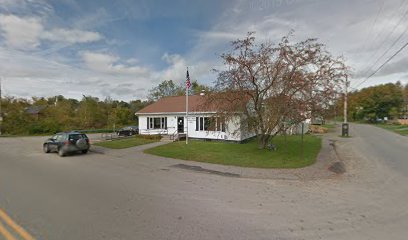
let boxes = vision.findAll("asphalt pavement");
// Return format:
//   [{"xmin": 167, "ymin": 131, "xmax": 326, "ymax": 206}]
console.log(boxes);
[
  {"xmin": 348, "ymin": 123, "xmax": 408, "ymax": 177},
  {"xmin": 0, "ymin": 125, "xmax": 407, "ymax": 240}
]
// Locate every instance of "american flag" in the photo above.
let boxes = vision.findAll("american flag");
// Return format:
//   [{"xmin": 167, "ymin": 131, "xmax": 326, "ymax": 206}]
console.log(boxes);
[{"xmin": 186, "ymin": 69, "xmax": 191, "ymax": 89}]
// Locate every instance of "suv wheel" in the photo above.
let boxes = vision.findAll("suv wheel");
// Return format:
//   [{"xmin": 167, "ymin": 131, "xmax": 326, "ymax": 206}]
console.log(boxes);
[
  {"xmin": 43, "ymin": 144, "xmax": 50, "ymax": 153},
  {"xmin": 58, "ymin": 148, "xmax": 65, "ymax": 157},
  {"xmin": 82, "ymin": 149, "xmax": 88, "ymax": 154},
  {"xmin": 76, "ymin": 139, "xmax": 88, "ymax": 149}
]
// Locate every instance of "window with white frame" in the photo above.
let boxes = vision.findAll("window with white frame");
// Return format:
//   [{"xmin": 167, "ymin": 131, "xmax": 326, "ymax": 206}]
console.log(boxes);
[
  {"xmin": 147, "ymin": 117, "xmax": 167, "ymax": 129},
  {"xmin": 195, "ymin": 117, "xmax": 225, "ymax": 132}
]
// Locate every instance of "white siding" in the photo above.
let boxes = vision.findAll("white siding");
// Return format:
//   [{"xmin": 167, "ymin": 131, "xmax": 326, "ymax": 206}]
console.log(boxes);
[
  {"xmin": 186, "ymin": 115, "xmax": 241, "ymax": 141},
  {"xmin": 238, "ymin": 115, "xmax": 257, "ymax": 141},
  {"xmin": 184, "ymin": 114, "xmax": 253, "ymax": 141},
  {"xmin": 137, "ymin": 113, "xmax": 255, "ymax": 142},
  {"xmin": 138, "ymin": 115, "xmax": 177, "ymax": 135},
  {"xmin": 166, "ymin": 116, "xmax": 178, "ymax": 135},
  {"xmin": 138, "ymin": 116, "xmax": 148, "ymax": 133}
]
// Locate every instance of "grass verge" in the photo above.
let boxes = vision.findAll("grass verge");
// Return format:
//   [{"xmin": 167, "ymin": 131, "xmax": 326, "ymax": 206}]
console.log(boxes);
[
  {"xmin": 144, "ymin": 135, "xmax": 322, "ymax": 168},
  {"xmin": 94, "ymin": 135, "xmax": 161, "ymax": 149},
  {"xmin": 375, "ymin": 123, "xmax": 408, "ymax": 136}
]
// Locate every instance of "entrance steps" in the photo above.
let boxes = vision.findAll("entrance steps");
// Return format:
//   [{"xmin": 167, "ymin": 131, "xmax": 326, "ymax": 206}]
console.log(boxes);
[
  {"xmin": 160, "ymin": 135, "xmax": 173, "ymax": 142},
  {"xmin": 160, "ymin": 133, "xmax": 187, "ymax": 142}
]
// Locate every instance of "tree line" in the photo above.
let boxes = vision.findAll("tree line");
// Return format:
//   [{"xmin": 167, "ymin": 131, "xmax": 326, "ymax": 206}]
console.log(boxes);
[
  {"xmin": 0, "ymin": 80, "xmax": 209, "ymax": 135},
  {"xmin": 0, "ymin": 95, "xmax": 149, "ymax": 135},
  {"xmin": 341, "ymin": 82, "xmax": 408, "ymax": 122}
]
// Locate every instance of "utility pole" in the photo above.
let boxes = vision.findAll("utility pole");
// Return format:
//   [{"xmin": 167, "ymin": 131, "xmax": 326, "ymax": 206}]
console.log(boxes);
[
  {"xmin": 342, "ymin": 76, "xmax": 349, "ymax": 137},
  {"xmin": 344, "ymin": 77, "xmax": 348, "ymax": 124}
]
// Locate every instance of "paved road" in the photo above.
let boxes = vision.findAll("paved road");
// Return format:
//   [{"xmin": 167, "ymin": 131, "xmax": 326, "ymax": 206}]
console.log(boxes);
[
  {"xmin": 0, "ymin": 126, "xmax": 408, "ymax": 240},
  {"xmin": 349, "ymin": 123, "xmax": 408, "ymax": 177}
]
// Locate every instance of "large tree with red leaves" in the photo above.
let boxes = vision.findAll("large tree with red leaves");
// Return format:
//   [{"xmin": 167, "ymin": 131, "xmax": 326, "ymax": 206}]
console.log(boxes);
[{"xmin": 207, "ymin": 32, "xmax": 348, "ymax": 149}]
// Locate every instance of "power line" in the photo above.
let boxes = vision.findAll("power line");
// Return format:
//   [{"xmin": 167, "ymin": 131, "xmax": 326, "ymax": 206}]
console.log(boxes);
[
  {"xmin": 354, "ymin": 40, "xmax": 408, "ymax": 88},
  {"xmin": 354, "ymin": 21, "xmax": 408, "ymax": 88},
  {"xmin": 356, "ymin": 0, "xmax": 408, "ymax": 86},
  {"xmin": 367, "ymin": 0, "xmax": 406, "ymax": 51},
  {"xmin": 362, "ymin": 1, "xmax": 386, "ymax": 54}
]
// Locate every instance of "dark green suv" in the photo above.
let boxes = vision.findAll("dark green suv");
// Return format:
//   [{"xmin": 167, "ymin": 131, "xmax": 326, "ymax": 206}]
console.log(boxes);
[{"xmin": 43, "ymin": 132, "xmax": 90, "ymax": 157}]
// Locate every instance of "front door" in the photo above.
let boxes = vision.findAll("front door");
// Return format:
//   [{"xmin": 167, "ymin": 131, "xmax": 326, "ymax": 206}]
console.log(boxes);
[{"xmin": 177, "ymin": 117, "xmax": 184, "ymax": 133}]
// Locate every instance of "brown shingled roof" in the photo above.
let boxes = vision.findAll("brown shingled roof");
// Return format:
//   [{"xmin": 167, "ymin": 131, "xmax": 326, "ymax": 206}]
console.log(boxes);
[{"xmin": 136, "ymin": 95, "xmax": 214, "ymax": 114}]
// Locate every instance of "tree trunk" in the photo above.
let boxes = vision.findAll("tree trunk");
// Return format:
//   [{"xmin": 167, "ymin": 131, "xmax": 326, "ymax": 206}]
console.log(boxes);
[{"xmin": 257, "ymin": 134, "xmax": 270, "ymax": 149}]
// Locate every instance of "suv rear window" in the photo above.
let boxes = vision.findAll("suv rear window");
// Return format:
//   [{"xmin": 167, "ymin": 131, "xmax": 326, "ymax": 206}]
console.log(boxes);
[{"xmin": 68, "ymin": 134, "xmax": 88, "ymax": 141}]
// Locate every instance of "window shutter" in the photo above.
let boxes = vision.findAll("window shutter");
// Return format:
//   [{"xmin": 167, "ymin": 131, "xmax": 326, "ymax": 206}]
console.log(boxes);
[
  {"xmin": 200, "ymin": 117, "xmax": 204, "ymax": 131},
  {"xmin": 196, "ymin": 117, "xmax": 198, "ymax": 131},
  {"xmin": 147, "ymin": 117, "xmax": 149, "ymax": 129}
]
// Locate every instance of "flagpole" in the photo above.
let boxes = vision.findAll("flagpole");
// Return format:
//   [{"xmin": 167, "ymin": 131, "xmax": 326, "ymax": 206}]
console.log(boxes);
[{"xmin": 185, "ymin": 68, "xmax": 189, "ymax": 145}]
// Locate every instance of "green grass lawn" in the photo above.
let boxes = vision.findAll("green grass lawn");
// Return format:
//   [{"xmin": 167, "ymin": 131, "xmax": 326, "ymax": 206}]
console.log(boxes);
[
  {"xmin": 94, "ymin": 135, "xmax": 160, "ymax": 149},
  {"xmin": 144, "ymin": 135, "xmax": 322, "ymax": 168},
  {"xmin": 375, "ymin": 123, "xmax": 408, "ymax": 136}
]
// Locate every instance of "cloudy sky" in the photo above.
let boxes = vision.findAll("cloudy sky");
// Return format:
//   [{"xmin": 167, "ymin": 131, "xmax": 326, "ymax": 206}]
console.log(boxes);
[{"xmin": 0, "ymin": 0, "xmax": 408, "ymax": 101}]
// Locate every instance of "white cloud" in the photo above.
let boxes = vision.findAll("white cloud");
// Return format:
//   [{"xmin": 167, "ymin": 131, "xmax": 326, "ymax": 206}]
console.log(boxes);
[
  {"xmin": 0, "ymin": 14, "xmax": 43, "ymax": 50},
  {"xmin": 3, "ymin": 0, "xmax": 408, "ymax": 101},
  {"xmin": 196, "ymin": 31, "xmax": 241, "ymax": 42},
  {"xmin": 189, "ymin": 0, "xmax": 408, "ymax": 90},
  {"xmin": 370, "ymin": 56, "xmax": 408, "ymax": 78},
  {"xmin": 0, "ymin": 47, "xmax": 155, "ymax": 100},
  {"xmin": 0, "ymin": 14, "xmax": 103, "ymax": 50},
  {"xmin": 0, "ymin": 0, "xmax": 54, "ymax": 17},
  {"xmin": 126, "ymin": 58, "xmax": 139, "ymax": 64},
  {"xmin": 159, "ymin": 53, "xmax": 187, "ymax": 81},
  {"xmin": 0, "ymin": 48, "xmax": 70, "ymax": 79},
  {"xmin": 0, "ymin": 0, "xmax": 23, "ymax": 7},
  {"xmin": 81, "ymin": 51, "xmax": 151, "ymax": 76},
  {"xmin": 158, "ymin": 53, "xmax": 215, "ymax": 85},
  {"xmin": 42, "ymin": 28, "xmax": 102, "ymax": 44}
]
